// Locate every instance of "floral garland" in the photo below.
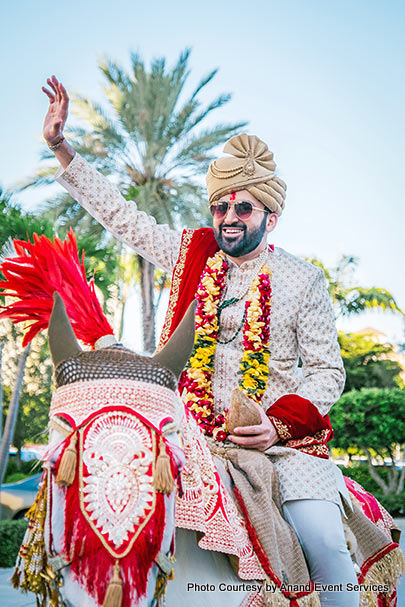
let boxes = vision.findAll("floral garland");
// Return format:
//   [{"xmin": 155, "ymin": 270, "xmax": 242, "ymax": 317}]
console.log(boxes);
[{"xmin": 182, "ymin": 252, "xmax": 272, "ymax": 442}]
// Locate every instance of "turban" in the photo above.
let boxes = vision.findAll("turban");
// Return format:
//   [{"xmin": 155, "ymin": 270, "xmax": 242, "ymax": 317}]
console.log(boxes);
[{"xmin": 206, "ymin": 134, "xmax": 287, "ymax": 215}]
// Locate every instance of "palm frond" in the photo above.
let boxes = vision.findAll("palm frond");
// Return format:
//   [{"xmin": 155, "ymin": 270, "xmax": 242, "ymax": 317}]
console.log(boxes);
[
  {"xmin": 23, "ymin": 47, "xmax": 249, "ymax": 256},
  {"xmin": 341, "ymin": 287, "xmax": 403, "ymax": 316},
  {"xmin": 190, "ymin": 69, "xmax": 218, "ymax": 101},
  {"xmin": 17, "ymin": 165, "xmax": 58, "ymax": 190},
  {"xmin": 169, "ymin": 122, "xmax": 248, "ymax": 172}
]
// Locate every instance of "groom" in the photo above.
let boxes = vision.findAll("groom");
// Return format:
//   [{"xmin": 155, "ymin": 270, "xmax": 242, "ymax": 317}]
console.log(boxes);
[{"xmin": 42, "ymin": 75, "xmax": 362, "ymax": 607}]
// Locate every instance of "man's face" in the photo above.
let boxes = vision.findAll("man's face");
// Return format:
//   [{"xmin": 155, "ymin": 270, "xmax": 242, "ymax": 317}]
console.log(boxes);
[{"xmin": 212, "ymin": 190, "xmax": 275, "ymax": 258}]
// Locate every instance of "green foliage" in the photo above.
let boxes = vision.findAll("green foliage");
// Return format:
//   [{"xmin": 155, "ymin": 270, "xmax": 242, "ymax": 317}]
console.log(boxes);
[
  {"xmin": 331, "ymin": 388, "xmax": 405, "ymax": 495},
  {"xmin": 373, "ymin": 492, "xmax": 405, "ymax": 517},
  {"xmin": 1, "ymin": 328, "xmax": 52, "ymax": 466},
  {"xmin": 4, "ymin": 458, "xmax": 39, "ymax": 483},
  {"xmin": 339, "ymin": 465, "xmax": 390, "ymax": 495},
  {"xmin": 24, "ymin": 49, "xmax": 247, "ymax": 350},
  {"xmin": 330, "ymin": 388, "xmax": 405, "ymax": 452},
  {"xmin": 339, "ymin": 332, "xmax": 403, "ymax": 392},
  {"xmin": 0, "ymin": 519, "xmax": 28, "ymax": 567},
  {"xmin": 339, "ymin": 466, "xmax": 405, "ymax": 516},
  {"xmin": 307, "ymin": 255, "xmax": 403, "ymax": 317},
  {"xmin": 34, "ymin": 48, "xmax": 246, "ymax": 234},
  {"xmin": 0, "ymin": 189, "xmax": 53, "ymax": 250},
  {"xmin": 75, "ymin": 232, "xmax": 121, "ymax": 303}
]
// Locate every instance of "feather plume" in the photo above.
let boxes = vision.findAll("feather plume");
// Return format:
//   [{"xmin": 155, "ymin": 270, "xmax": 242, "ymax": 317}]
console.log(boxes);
[{"xmin": 0, "ymin": 228, "xmax": 114, "ymax": 347}]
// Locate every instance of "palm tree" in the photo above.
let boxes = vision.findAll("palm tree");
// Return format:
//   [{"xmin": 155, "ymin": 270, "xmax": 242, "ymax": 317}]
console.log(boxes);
[
  {"xmin": 0, "ymin": 343, "xmax": 31, "ymax": 484},
  {"xmin": 0, "ymin": 189, "xmax": 122, "ymax": 478},
  {"xmin": 24, "ymin": 49, "xmax": 247, "ymax": 351},
  {"xmin": 307, "ymin": 255, "xmax": 403, "ymax": 318}
]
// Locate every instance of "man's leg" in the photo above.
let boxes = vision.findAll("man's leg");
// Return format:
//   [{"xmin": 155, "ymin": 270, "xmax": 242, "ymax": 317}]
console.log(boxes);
[{"xmin": 283, "ymin": 499, "xmax": 359, "ymax": 607}]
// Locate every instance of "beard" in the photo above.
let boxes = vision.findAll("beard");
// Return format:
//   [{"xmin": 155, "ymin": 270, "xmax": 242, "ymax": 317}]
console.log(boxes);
[{"xmin": 213, "ymin": 213, "xmax": 268, "ymax": 257}]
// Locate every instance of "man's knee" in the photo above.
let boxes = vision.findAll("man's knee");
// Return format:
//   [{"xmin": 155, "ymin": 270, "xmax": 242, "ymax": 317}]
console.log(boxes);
[{"xmin": 304, "ymin": 523, "xmax": 348, "ymax": 556}]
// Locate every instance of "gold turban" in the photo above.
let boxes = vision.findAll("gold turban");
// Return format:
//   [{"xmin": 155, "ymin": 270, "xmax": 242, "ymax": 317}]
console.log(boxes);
[{"xmin": 206, "ymin": 134, "xmax": 286, "ymax": 215}]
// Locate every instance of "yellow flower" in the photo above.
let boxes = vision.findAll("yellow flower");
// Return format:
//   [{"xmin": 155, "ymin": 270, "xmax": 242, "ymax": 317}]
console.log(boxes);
[
  {"xmin": 208, "ymin": 255, "xmax": 225, "ymax": 271},
  {"xmin": 203, "ymin": 301, "xmax": 218, "ymax": 316},
  {"xmin": 242, "ymin": 376, "xmax": 257, "ymax": 390},
  {"xmin": 246, "ymin": 368, "xmax": 261, "ymax": 378},
  {"xmin": 187, "ymin": 368, "xmax": 206, "ymax": 382}
]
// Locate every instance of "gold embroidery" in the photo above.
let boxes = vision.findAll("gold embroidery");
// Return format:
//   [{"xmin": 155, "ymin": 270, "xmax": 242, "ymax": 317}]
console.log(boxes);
[
  {"xmin": 157, "ymin": 229, "xmax": 194, "ymax": 351},
  {"xmin": 268, "ymin": 416, "xmax": 292, "ymax": 440},
  {"xmin": 297, "ymin": 444, "xmax": 329, "ymax": 458},
  {"xmin": 78, "ymin": 418, "xmax": 157, "ymax": 559},
  {"xmin": 285, "ymin": 428, "xmax": 331, "ymax": 449}
]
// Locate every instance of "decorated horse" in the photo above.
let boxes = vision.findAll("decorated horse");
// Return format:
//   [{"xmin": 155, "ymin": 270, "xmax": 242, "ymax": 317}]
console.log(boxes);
[{"xmin": 1, "ymin": 231, "xmax": 403, "ymax": 607}]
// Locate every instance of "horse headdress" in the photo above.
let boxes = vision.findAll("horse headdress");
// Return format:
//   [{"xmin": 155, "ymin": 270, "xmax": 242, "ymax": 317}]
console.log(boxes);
[{"xmin": 0, "ymin": 230, "xmax": 196, "ymax": 607}]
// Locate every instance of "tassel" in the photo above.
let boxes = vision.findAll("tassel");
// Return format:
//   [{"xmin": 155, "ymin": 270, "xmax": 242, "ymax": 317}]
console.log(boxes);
[
  {"xmin": 56, "ymin": 432, "xmax": 78, "ymax": 487},
  {"xmin": 11, "ymin": 569, "xmax": 20, "ymax": 588},
  {"xmin": 153, "ymin": 437, "xmax": 175, "ymax": 495},
  {"xmin": 103, "ymin": 560, "xmax": 123, "ymax": 607}
]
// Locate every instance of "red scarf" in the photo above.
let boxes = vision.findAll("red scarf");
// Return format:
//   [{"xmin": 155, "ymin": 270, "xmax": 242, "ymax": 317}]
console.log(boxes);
[{"xmin": 157, "ymin": 227, "xmax": 218, "ymax": 350}]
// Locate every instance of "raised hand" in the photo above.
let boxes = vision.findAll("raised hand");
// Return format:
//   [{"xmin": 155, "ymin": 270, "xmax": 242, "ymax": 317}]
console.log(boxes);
[{"xmin": 42, "ymin": 75, "xmax": 69, "ymax": 146}]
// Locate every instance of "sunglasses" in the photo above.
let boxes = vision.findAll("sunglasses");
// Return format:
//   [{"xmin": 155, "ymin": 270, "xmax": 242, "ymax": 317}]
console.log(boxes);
[{"xmin": 209, "ymin": 200, "xmax": 268, "ymax": 220}]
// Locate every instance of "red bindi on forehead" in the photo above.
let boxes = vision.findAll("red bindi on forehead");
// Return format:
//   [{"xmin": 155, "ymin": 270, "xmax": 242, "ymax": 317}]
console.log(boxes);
[{"xmin": 229, "ymin": 192, "xmax": 236, "ymax": 201}]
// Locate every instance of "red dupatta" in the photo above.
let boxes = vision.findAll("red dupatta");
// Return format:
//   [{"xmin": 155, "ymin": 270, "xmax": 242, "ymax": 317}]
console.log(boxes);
[{"xmin": 157, "ymin": 227, "xmax": 218, "ymax": 350}]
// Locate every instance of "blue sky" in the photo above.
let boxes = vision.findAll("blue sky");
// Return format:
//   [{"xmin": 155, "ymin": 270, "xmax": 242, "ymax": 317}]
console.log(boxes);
[{"xmin": 1, "ymin": 0, "xmax": 404, "ymax": 346}]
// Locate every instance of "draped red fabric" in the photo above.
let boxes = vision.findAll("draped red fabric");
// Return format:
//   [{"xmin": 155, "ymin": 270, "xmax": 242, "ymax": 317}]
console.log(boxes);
[
  {"xmin": 267, "ymin": 394, "xmax": 333, "ymax": 440},
  {"xmin": 157, "ymin": 227, "xmax": 218, "ymax": 349}
]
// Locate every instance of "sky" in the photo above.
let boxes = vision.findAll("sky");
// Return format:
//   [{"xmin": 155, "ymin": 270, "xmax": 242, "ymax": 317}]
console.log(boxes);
[{"xmin": 1, "ymin": 0, "xmax": 404, "ymax": 348}]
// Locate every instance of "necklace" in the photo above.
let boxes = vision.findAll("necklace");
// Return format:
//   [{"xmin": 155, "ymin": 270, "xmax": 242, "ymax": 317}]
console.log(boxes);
[{"xmin": 182, "ymin": 252, "xmax": 272, "ymax": 442}]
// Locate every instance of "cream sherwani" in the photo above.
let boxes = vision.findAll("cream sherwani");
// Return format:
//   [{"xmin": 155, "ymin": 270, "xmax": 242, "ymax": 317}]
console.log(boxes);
[{"xmin": 55, "ymin": 154, "xmax": 349, "ymax": 507}]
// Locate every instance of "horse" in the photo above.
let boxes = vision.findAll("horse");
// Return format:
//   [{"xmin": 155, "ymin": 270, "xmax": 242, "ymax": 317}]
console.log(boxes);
[{"xmin": 2, "ymin": 233, "xmax": 403, "ymax": 607}]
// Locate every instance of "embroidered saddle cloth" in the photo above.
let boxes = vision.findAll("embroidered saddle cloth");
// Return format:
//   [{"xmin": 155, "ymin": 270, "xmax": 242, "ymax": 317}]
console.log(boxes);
[{"xmin": 47, "ymin": 379, "xmax": 184, "ymax": 606}]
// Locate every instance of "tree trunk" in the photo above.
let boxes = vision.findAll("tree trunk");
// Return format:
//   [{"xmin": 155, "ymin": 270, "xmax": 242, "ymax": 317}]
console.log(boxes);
[
  {"xmin": 0, "ymin": 344, "xmax": 31, "ymax": 484},
  {"xmin": 364, "ymin": 447, "xmax": 389, "ymax": 495},
  {"xmin": 398, "ymin": 446, "xmax": 405, "ymax": 494},
  {"xmin": 138, "ymin": 256, "xmax": 156, "ymax": 353}
]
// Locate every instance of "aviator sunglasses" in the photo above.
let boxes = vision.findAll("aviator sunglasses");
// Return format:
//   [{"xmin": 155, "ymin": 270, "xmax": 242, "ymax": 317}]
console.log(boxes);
[{"xmin": 210, "ymin": 200, "xmax": 268, "ymax": 220}]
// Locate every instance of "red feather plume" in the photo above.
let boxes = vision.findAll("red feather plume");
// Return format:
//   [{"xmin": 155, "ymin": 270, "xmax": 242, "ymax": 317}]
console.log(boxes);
[{"xmin": 0, "ymin": 229, "xmax": 114, "ymax": 348}]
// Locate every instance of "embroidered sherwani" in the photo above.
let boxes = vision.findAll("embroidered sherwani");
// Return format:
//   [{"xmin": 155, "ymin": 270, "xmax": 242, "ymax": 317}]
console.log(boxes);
[{"xmin": 55, "ymin": 154, "xmax": 348, "ymax": 507}]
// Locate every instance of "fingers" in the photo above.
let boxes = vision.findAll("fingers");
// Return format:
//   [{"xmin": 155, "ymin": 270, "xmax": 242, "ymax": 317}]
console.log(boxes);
[
  {"xmin": 42, "ymin": 86, "xmax": 55, "ymax": 102},
  {"xmin": 59, "ymin": 81, "xmax": 69, "ymax": 109},
  {"xmin": 228, "ymin": 431, "xmax": 277, "ymax": 451},
  {"xmin": 228, "ymin": 433, "xmax": 268, "ymax": 450},
  {"xmin": 233, "ymin": 424, "xmax": 265, "ymax": 435},
  {"xmin": 47, "ymin": 77, "xmax": 59, "ymax": 101}
]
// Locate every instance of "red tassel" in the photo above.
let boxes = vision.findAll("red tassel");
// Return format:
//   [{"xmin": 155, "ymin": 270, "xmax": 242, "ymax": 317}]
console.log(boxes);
[
  {"xmin": 0, "ymin": 229, "xmax": 113, "ymax": 348},
  {"xmin": 63, "ymin": 465, "xmax": 166, "ymax": 607}
]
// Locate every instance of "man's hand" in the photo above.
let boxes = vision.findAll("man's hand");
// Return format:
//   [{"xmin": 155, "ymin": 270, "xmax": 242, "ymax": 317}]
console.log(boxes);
[
  {"xmin": 42, "ymin": 75, "xmax": 69, "ymax": 145},
  {"xmin": 228, "ymin": 399, "xmax": 279, "ymax": 451}
]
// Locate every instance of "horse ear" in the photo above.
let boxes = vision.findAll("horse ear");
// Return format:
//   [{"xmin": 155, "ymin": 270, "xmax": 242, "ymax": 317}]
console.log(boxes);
[
  {"xmin": 48, "ymin": 292, "xmax": 82, "ymax": 366},
  {"xmin": 153, "ymin": 300, "xmax": 197, "ymax": 379}
]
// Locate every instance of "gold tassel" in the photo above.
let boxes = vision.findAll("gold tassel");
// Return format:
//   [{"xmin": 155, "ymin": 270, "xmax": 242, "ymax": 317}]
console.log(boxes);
[
  {"xmin": 56, "ymin": 432, "xmax": 78, "ymax": 487},
  {"xmin": 359, "ymin": 545, "xmax": 405, "ymax": 606},
  {"xmin": 153, "ymin": 437, "xmax": 175, "ymax": 495},
  {"xmin": 11, "ymin": 569, "xmax": 20, "ymax": 588},
  {"xmin": 262, "ymin": 584, "xmax": 321, "ymax": 607},
  {"xmin": 103, "ymin": 560, "xmax": 123, "ymax": 607}
]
